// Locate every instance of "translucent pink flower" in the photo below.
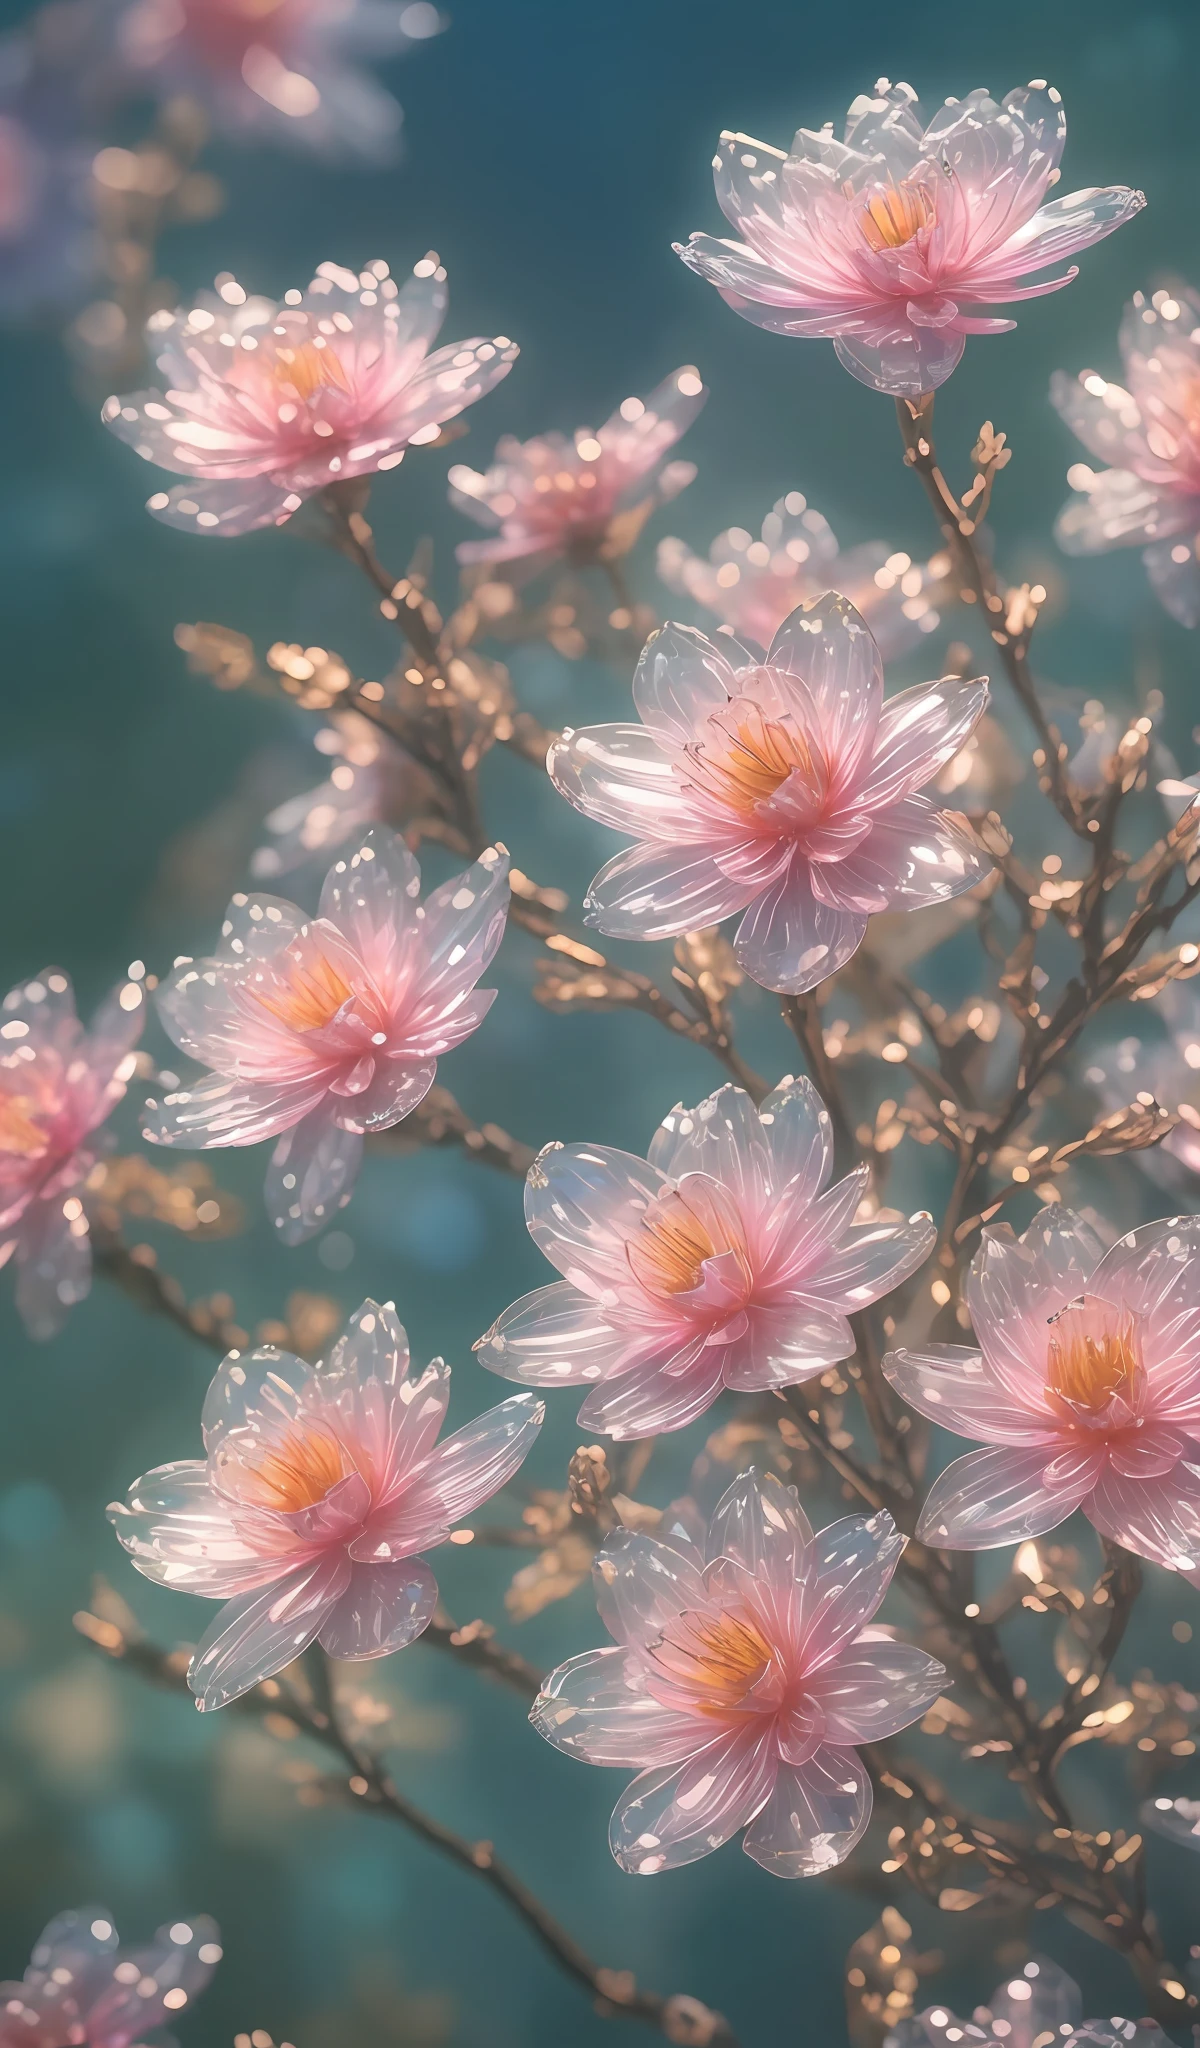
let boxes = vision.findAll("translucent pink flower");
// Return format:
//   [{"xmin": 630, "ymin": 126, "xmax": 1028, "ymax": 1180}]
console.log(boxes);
[
  {"xmin": 112, "ymin": 0, "xmax": 443, "ymax": 162},
  {"xmin": 883, "ymin": 1207, "xmax": 1200, "ymax": 1579},
  {"xmin": 143, "ymin": 829, "xmax": 508, "ymax": 1245},
  {"xmin": 0, "ymin": 1905, "xmax": 221, "ymax": 2048},
  {"xmin": 1052, "ymin": 287, "xmax": 1200, "ymax": 626},
  {"xmin": 102, "ymin": 254, "xmax": 518, "ymax": 536},
  {"xmin": 657, "ymin": 491, "xmax": 945, "ymax": 657},
  {"xmin": 109, "ymin": 1297, "xmax": 543, "ymax": 1710},
  {"xmin": 250, "ymin": 710, "xmax": 427, "ymax": 883},
  {"xmin": 547, "ymin": 594, "xmax": 990, "ymax": 994},
  {"xmin": 0, "ymin": 968, "xmax": 145, "ymax": 1339},
  {"xmin": 531, "ymin": 1469, "xmax": 943, "ymax": 1875},
  {"xmin": 886, "ymin": 1956, "xmax": 1158, "ymax": 2048},
  {"xmin": 449, "ymin": 366, "xmax": 705, "ymax": 572},
  {"xmin": 476, "ymin": 1079, "xmax": 934, "ymax": 1439},
  {"xmin": 676, "ymin": 78, "xmax": 1145, "ymax": 396}
]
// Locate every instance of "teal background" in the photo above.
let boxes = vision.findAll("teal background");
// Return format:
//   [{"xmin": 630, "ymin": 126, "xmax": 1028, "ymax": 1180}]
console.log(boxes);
[{"xmin": 1, "ymin": 1, "xmax": 1200, "ymax": 2041}]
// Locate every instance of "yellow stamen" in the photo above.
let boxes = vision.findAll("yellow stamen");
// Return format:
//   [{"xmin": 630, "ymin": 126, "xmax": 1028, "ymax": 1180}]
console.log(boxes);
[
  {"xmin": 1046, "ymin": 1301, "xmax": 1143, "ymax": 1417},
  {"xmin": 235, "ymin": 1421, "xmax": 350, "ymax": 1512},
  {"xmin": 273, "ymin": 339, "xmax": 351, "ymax": 403},
  {"xmin": 257, "ymin": 952, "xmax": 354, "ymax": 1033},
  {"xmin": 690, "ymin": 703, "xmax": 815, "ymax": 818},
  {"xmin": 860, "ymin": 182, "xmax": 935, "ymax": 253},
  {"xmin": 649, "ymin": 1609, "xmax": 772, "ymax": 1714},
  {"xmin": 0, "ymin": 1095, "xmax": 46, "ymax": 1158}
]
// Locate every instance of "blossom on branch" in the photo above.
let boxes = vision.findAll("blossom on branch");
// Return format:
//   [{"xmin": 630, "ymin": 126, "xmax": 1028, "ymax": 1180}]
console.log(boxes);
[
  {"xmin": 531, "ymin": 1469, "xmax": 944, "ymax": 1875},
  {"xmin": 0, "ymin": 968, "xmax": 144, "ymax": 1339},
  {"xmin": 676, "ymin": 79, "xmax": 1144, "ymax": 396},
  {"xmin": 885, "ymin": 1954, "xmax": 1171, "ymax": 2048},
  {"xmin": 657, "ymin": 490, "xmax": 944, "ymax": 655},
  {"xmin": 111, "ymin": 0, "xmax": 444, "ymax": 162},
  {"xmin": 449, "ymin": 365, "xmax": 705, "ymax": 573},
  {"xmin": 109, "ymin": 1297, "xmax": 543, "ymax": 1709},
  {"xmin": 548, "ymin": 594, "xmax": 990, "ymax": 994},
  {"xmin": 884, "ymin": 1206, "xmax": 1200, "ymax": 1578},
  {"xmin": 1052, "ymin": 286, "xmax": 1200, "ymax": 626},
  {"xmin": 102, "ymin": 254, "xmax": 518, "ymax": 535},
  {"xmin": 476, "ymin": 1079, "xmax": 934, "ymax": 1438},
  {"xmin": 0, "ymin": 1905, "xmax": 221, "ymax": 2048},
  {"xmin": 143, "ymin": 828, "xmax": 509, "ymax": 1245}
]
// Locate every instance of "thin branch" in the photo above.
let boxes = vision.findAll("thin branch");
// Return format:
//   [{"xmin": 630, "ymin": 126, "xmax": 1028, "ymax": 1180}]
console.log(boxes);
[
  {"xmin": 91, "ymin": 1226, "xmax": 242, "ymax": 1356},
  {"xmin": 780, "ymin": 993, "xmax": 857, "ymax": 1165}
]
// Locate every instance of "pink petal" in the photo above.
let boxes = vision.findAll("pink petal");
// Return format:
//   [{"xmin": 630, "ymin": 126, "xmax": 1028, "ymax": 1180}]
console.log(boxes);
[
  {"xmin": 524, "ymin": 1140, "xmax": 666, "ymax": 1293},
  {"xmin": 833, "ymin": 325, "xmax": 966, "ymax": 398},
  {"xmin": 317, "ymin": 826, "xmax": 422, "ymax": 958},
  {"xmin": 333, "ymin": 1059, "xmax": 437, "ymax": 1133},
  {"xmin": 608, "ymin": 1726, "xmax": 777, "ymax": 1873},
  {"xmin": 474, "ymin": 1279, "xmax": 646, "ymax": 1387},
  {"xmin": 882, "ymin": 1342, "xmax": 1055, "ymax": 1444},
  {"xmin": 107, "ymin": 1459, "xmax": 278, "ymax": 1597},
  {"xmin": 722, "ymin": 1304, "xmax": 853, "ymax": 1390},
  {"xmin": 763, "ymin": 1161, "xmax": 870, "ymax": 1290},
  {"xmin": 757, "ymin": 1075, "xmax": 833, "ymax": 1202},
  {"xmin": 147, "ymin": 476, "xmax": 298, "ymax": 534},
  {"xmin": 547, "ymin": 724, "xmax": 694, "ymax": 840},
  {"xmin": 144, "ymin": 1069, "xmax": 325, "ymax": 1149},
  {"xmin": 806, "ymin": 1640, "xmax": 946, "ymax": 1742},
  {"xmin": 741, "ymin": 1744, "xmax": 871, "ymax": 1877},
  {"xmin": 576, "ymin": 1338, "xmax": 724, "ymax": 1437},
  {"xmin": 265, "ymin": 1106, "xmax": 364, "ymax": 1244},
  {"xmin": 408, "ymin": 845, "xmax": 510, "ymax": 1000},
  {"xmin": 798, "ymin": 1510, "xmax": 905, "ymax": 1669},
  {"xmin": 1086, "ymin": 1461, "xmax": 1200, "ymax": 1580},
  {"xmin": 794, "ymin": 1211, "xmax": 936, "ymax": 1312},
  {"xmin": 632, "ymin": 622, "xmax": 745, "ymax": 748},
  {"xmin": 966, "ymin": 1207, "xmax": 1104, "ymax": 1396},
  {"xmin": 355, "ymin": 1391, "xmax": 543, "ymax": 1557},
  {"xmin": 584, "ymin": 841, "xmax": 758, "ymax": 941},
  {"xmin": 592, "ymin": 1528, "xmax": 708, "ymax": 1648},
  {"xmin": 704, "ymin": 1467, "xmax": 813, "ymax": 1579},
  {"xmin": 829, "ymin": 796, "xmax": 988, "ymax": 911},
  {"xmin": 984, "ymin": 186, "xmax": 1146, "ymax": 281},
  {"xmin": 13, "ymin": 1191, "xmax": 92, "ymax": 1340},
  {"xmin": 317, "ymin": 1556, "xmax": 438, "ymax": 1660},
  {"xmin": 764, "ymin": 592, "xmax": 883, "ymax": 775},
  {"xmin": 530, "ymin": 1645, "xmax": 702, "ymax": 1767},
  {"xmin": 82, "ymin": 1916, "xmax": 221, "ymax": 2043},
  {"xmin": 857, "ymin": 677, "xmax": 990, "ymax": 811},
  {"xmin": 1049, "ymin": 367, "xmax": 1155, "ymax": 473},
  {"xmin": 734, "ymin": 859, "xmax": 867, "ymax": 993},
  {"xmin": 188, "ymin": 1551, "xmax": 352, "ymax": 1710},
  {"xmin": 646, "ymin": 1082, "xmax": 773, "ymax": 1207},
  {"xmin": 1143, "ymin": 538, "xmax": 1200, "ymax": 629},
  {"xmin": 917, "ymin": 1444, "xmax": 1089, "ymax": 1550}
]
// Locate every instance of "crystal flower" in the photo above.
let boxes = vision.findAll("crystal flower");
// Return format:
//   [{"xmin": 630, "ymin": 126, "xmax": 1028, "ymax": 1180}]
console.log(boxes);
[
  {"xmin": 1052, "ymin": 287, "xmax": 1200, "ymax": 627},
  {"xmin": 250, "ymin": 710, "xmax": 426, "ymax": 883},
  {"xmin": 0, "ymin": 968, "xmax": 144, "ymax": 1339},
  {"xmin": 111, "ymin": 0, "xmax": 443, "ymax": 162},
  {"xmin": 0, "ymin": 1905, "xmax": 221, "ymax": 2048},
  {"xmin": 475, "ymin": 1079, "xmax": 935, "ymax": 1439},
  {"xmin": 142, "ymin": 829, "xmax": 508, "ymax": 1245},
  {"xmin": 886, "ymin": 1955, "xmax": 1169, "ymax": 2048},
  {"xmin": 1085, "ymin": 988, "xmax": 1200, "ymax": 1191},
  {"xmin": 531, "ymin": 1469, "xmax": 944, "ymax": 1875},
  {"xmin": 676, "ymin": 79, "xmax": 1145, "ymax": 396},
  {"xmin": 547, "ymin": 594, "xmax": 989, "ymax": 994},
  {"xmin": 102, "ymin": 254, "xmax": 518, "ymax": 536},
  {"xmin": 110, "ymin": 1297, "xmax": 543, "ymax": 1709},
  {"xmin": 883, "ymin": 1206, "xmax": 1200, "ymax": 1577},
  {"xmin": 657, "ymin": 491, "xmax": 944, "ymax": 656},
  {"xmin": 449, "ymin": 366, "xmax": 705, "ymax": 573}
]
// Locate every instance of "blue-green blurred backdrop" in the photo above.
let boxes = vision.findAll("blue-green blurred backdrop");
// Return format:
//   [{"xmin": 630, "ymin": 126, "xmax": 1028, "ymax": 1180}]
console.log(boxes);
[{"xmin": 2, "ymin": 0, "xmax": 1200, "ymax": 2041}]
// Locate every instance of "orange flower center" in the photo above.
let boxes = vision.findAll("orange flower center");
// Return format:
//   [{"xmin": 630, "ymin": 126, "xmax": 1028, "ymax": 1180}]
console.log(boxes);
[
  {"xmin": 233, "ymin": 1420, "xmax": 352, "ymax": 1511},
  {"xmin": 257, "ymin": 951, "xmax": 355, "ymax": 1033},
  {"xmin": 649, "ymin": 1608, "xmax": 773, "ymax": 1715},
  {"xmin": 860, "ymin": 181, "xmax": 936, "ymax": 252},
  {"xmin": 1045, "ymin": 1298, "xmax": 1143, "ymax": 1418},
  {"xmin": 0, "ymin": 1094, "xmax": 47, "ymax": 1158},
  {"xmin": 688, "ymin": 702, "xmax": 815, "ymax": 819},
  {"xmin": 626, "ymin": 1185, "xmax": 753, "ymax": 1299},
  {"xmin": 271, "ymin": 339, "xmax": 351, "ymax": 403}
]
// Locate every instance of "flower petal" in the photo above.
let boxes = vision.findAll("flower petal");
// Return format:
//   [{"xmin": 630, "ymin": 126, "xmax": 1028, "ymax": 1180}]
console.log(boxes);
[
  {"xmin": 722, "ymin": 1304, "xmax": 854, "ymax": 1390},
  {"xmin": 13, "ymin": 1193, "xmax": 92, "ymax": 1340},
  {"xmin": 608, "ymin": 1727, "xmax": 777, "ymax": 1873},
  {"xmin": 265, "ymin": 1107, "xmax": 364, "ymax": 1245},
  {"xmin": 317, "ymin": 1556, "xmax": 438, "ymax": 1659},
  {"xmin": 882, "ymin": 1343, "xmax": 1055, "ymax": 1444},
  {"xmin": 741, "ymin": 1745, "xmax": 871, "ymax": 1877},
  {"xmin": 756, "ymin": 1074, "xmax": 833, "ymax": 1201},
  {"xmin": 107, "ymin": 1460, "xmax": 276, "ymax": 1596},
  {"xmin": 798, "ymin": 1511, "xmax": 905, "ymax": 1668},
  {"xmin": 524, "ymin": 1140, "xmax": 665, "ymax": 1292},
  {"xmin": 734, "ymin": 860, "xmax": 867, "ymax": 994},
  {"xmin": 632, "ymin": 622, "xmax": 744, "ymax": 748},
  {"xmin": 530, "ymin": 1645, "xmax": 701, "ymax": 1766},
  {"xmin": 357, "ymin": 1391, "xmax": 544, "ymax": 1557},
  {"xmin": 189, "ymin": 1552, "xmax": 352, "ymax": 1710},
  {"xmin": 1086, "ymin": 1461, "xmax": 1200, "ymax": 1581},
  {"xmin": 584, "ymin": 841, "xmax": 758, "ymax": 941},
  {"xmin": 704, "ymin": 1467, "xmax": 813, "ymax": 1578},
  {"xmin": 858, "ymin": 677, "xmax": 990, "ymax": 811},
  {"xmin": 82, "ymin": 1917, "xmax": 222, "ymax": 2043},
  {"xmin": 829, "ymin": 797, "xmax": 989, "ymax": 912},
  {"xmin": 646, "ymin": 1083, "xmax": 772, "ymax": 1206},
  {"xmin": 547, "ymin": 725, "xmax": 692, "ymax": 839},
  {"xmin": 834, "ymin": 325, "xmax": 966, "ymax": 398},
  {"xmin": 592, "ymin": 1528, "xmax": 708, "ymax": 1647},
  {"xmin": 576, "ymin": 1339, "xmax": 725, "ymax": 1437},
  {"xmin": 917, "ymin": 1445, "xmax": 1089, "ymax": 1549},
  {"xmin": 765, "ymin": 592, "xmax": 883, "ymax": 773},
  {"xmin": 147, "ymin": 476, "xmax": 299, "ymax": 535},
  {"xmin": 144, "ymin": 1069, "xmax": 324, "ymax": 1149},
  {"xmin": 318, "ymin": 826, "xmax": 422, "ymax": 955},
  {"xmin": 795, "ymin": 1211, "xmax": 936, "ymax": 1311},
  {"xmin": 806, "ymin": 1640, "xmax": 946, "ymax": 1742},
  {"xmin": 473, "ymin": 1280, "xmax": 641, "ymax": 1387},
  {"xmin": 1144, "ymin": 536, "xmax": 1200, "ymax": 628}
]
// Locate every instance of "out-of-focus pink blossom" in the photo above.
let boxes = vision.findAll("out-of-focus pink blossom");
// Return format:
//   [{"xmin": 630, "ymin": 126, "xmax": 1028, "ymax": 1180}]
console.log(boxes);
[
  {"xmin": 0, "ymin": 1905, "xmax": 221, "ymax": 2048},
  {"xmin": 449, "ymin": 366, "xmax": 705, "ymax": 573},
  {"xmin": 884, "ymin": 1206, "xmax": 1200, "ymax": 1579},
  {"xmin": 547, "ymin": 594, "xmax": 989, "ymax": 994},
  {"xmin": 0, "ymin": 968, "xmax": 144, "ymax": 1339},
  {"xmin": 676, "ymin": 79, "xmax": 1144, "ymax": 396},
  {"xmin": 110, "ymin": 1297, "xmax": 543, "ymax": 1709},
  {"xmin": 251, "ymin": 710, "xmax": 428, "ymax": 882},
  {"xmin": 476, "ymin": 1079, "xmax": 934, "ymax": 1439},
  {"xmin": 658, "ymin": 491, "xmax": 945, "ymax": 656},
  {"xmin": 885, "ymin": 1956, "xmax": 1170, "ymax": 2048},
  {"xmin": 1053, "ymin": 287, "xmax": 1200, "ymax": 626},
  {"xmin": 102, "ymin": 254, "xmax": 518, "ymax": 536},
  {"xmin": 111, "ymin": 0, "xmax": 444, "ymax": 161},
  {"xmin": 531, "ymin": 1468, "xmax": 943, "ymax": 1875},
  {"xmin": 143, "ymin": 828, "xmax": 508, "ymax": 1244},
  {"xmin": 1085, "ymin": 985, "xmax": 1200, "ymax": 1193}
]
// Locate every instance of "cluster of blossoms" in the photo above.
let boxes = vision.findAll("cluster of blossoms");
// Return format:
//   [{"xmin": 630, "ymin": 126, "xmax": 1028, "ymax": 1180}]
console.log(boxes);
[{"xmin": 0, "ymin": 1907, "xmax": 222, "ymax": 2048}]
